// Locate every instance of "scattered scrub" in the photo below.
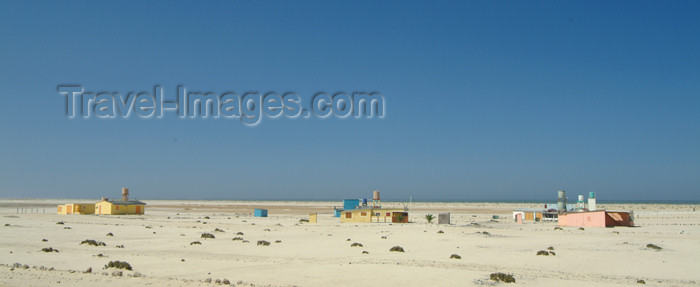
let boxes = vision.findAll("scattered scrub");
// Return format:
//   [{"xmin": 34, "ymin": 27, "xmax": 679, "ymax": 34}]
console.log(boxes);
[
  {"xmin": 381, "ymin": 236, "xmax": 387, "ymax": 239},
  {"xmin": 450, "ymin": 254, "xmax": 461, "ymax": 259},
  {"xmin": 547, "ymin": 246, "xmax": 554, "ymax": 250},
  {"xmin": 554, "ymin": 227, "xmax": 563, "ymax": 230},
  {"xmin": 362, "ymin": 251, "xmax": 369, "ymax": 254},
  {"xmin": 646, "ymin": 244, "xmax": 662, "ymax": 250},
  {"xmin": 578, "ymin": 227, "xmax": 585, "ymax": 230},
  {"xmin": 115, "ymin": 245, "xmax": 124, "ymax": 248},
  {"xmin": 232, "ymin": 237, "xmax": 244, "ymax": 241},
  {"xmin": 549, "ymin": 251, "xmax": 556, "ymax": 256},
  {"xmin": 275, "ymin": 240, "xmax": 282, "ymax": 243},
  {"xmin": 81, "ymin": 239, "xmax": 106, "ymax": 246},
  {"xmin": 351, "ymin": 243, "xmax": 363, "ymax": 247},
  {"xmin": 41, "ymin": 247, "xmax": 59, "ymax": 253},
  {"xmin": 105, "ymin": 260, "xmax": 132, "ymax": 271},
  {"xmin": 437, "ymin": 230, "xmax": 444, "ymax": 234},
  {"xmin": 42, "ymin": 239, "xmax": 48, "ymax": 242},
  {"xmin": 637, "ymin": 279, "xmax": 646, "ymax": 284},
  {"xmin": 299, "ymin": 219, "xmax": 309, "ymax": 223},
  {"xmin": 257, "ymin": 240, "xmax": 270, "ymax": 246},
  {"xmin": 190, "ymin": 241, "xmax": 201, "ymax": 245},
  {"xmin": 389, "ymin": 246, "xmax": 405, "ymax": 252},
  {"xmin": 56, "ymin": 222, "xmax": 64, "ymax": 225},
  {"xmin": 536, "ymin": 250, "xmax": 550, "ymax": 256},
  {"xmin": 106, "ymin": 233, "xmax": 113, "ymax": 237},
  {"xmin": 201, "ymin": 233, "xmax": 215, "ymax": 239},
  {"xmin": 214, "ymin": 228, "xmax": 225, "ymax": 233},
  {"xmin": 236, "ymin": 232, "xmax": 244, "ymax": 235},
  {"xmin": 490, "ymin": 272, "xmax": 515, "ymax": 283}
]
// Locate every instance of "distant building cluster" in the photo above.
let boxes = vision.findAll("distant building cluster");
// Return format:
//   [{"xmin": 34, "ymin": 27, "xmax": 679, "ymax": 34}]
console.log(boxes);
[
  {"xmin": 57, "ymin": 187, "xmax": 146, "ymax": 215},
  {"xmin": 512, "ymin": 191, "xmax": 633, "ymax": 227},
  {"xmin": 335, "ymin": 191, "xmax": 409, "ymax": 223}
]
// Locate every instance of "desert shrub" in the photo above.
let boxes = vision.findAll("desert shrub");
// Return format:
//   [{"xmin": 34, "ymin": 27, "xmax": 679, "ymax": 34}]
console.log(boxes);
[
  {"xmin": 637, "ymin": 279, "xmax": 646, "ymax": 284},
  {"xmin": 450, "ymin": 254, "xmax": 461, "ymax": 259},
  {"xmin": 106, "ymin": 233, "xmax": 113, "ymax": 237},
  {"xmin": 56, "ymin": 222, "xmax": 64, "ymax": 225},
  {"xmin": 42, "ymin": 239, "xmax": 48, "ymax": 242},
  {"xmin": 115, "ymin": 245, "xmax": 124, "ymax": 248},
  {"xmin": 536, "ymin": 250, "xmax": 549, "ymax": 256},
  {"xmin": 236, "ymin": 232, "xmax": 244, "ymax": 235},
  {"xmin": 204, "ymin": 216, "xmax": 210, "ymax": 219},
  {"xmin": 299, "ymin": 219, "xmax": 309, "ymax": 223},
  {"xmin": 425, "ymin": 214, "xmax": 434, "ymax": 223},
  {"xmin": 554, "ymin": 227, "xmax": 563, "ymax": 230},
  {"xmin": 232, "ymin": 237, "xmax": 244, "ymax": 241},
  {"xmin": 547, "ymin": 246, "xmax": 554, "ymax": 250},
  {"xmin": 549, "ymin": 251, "xmax": 556, "ymax": 256},
  {"xmin": 190, "ymin": 241, "xmax": 201, "ymax": 245},
  {"xmin": 389, "ymin": 246, "xmax": 404, "ymax": 252},
  {"xmin": 64, "ymin": 227, "xmax": 71, "ymax": 229},
  {"xmin": 257, "ymin": 240, "xmax": 270, "ymax": 246},
  {"xmin": 381, "ymin": 236, "xmax": 387, "ymax": 239},
  {"xmin": 81, "ymin": 239, "xmax": 106, "ymax": 246},
  {"xmin": 437, "ymin": 230, "xmax": 444, "ymax": 234},
  {"xmin": 275, "ymin": 240, "xmax": 281, "ymax": 243},
  {"xmin": 351, "ymin": 243, "xmax": 363, "ymax": 247},
  {"xmin": 41, "ymin": 247, "xmax": 59, "ymax": 253},
  {"xmin": 214, "ymin": 228, "xmax": 225, "ymax": 233},
  {"xmin": 201, "ymin": 233, "xmax": 215, "ymax": 239},
  {"xmin": 490, "ymin": 272, "xmax": 515, "ymax": 283},
  {"xmin": 362, "ymin": 251, "xmax": 369, "ymax": 254},
  {"xmin": 264, "ymin": 229, "xmax": 271, "ymax": 231},
  {"xmin": 3, "ymin": 223, "xmax": 9, "ymax": 227},
  {"xmin": 222, "ymin": 279, "xmax": 230, "ymax": 285},
  {"xmin": 578, "ymin": 227, "xmax": 585, "ymax": 230},
  {"xmin": 105, "ymin": 260, "xmax": 132, "ymax": 271},
  {"xmin": 646, "ymin": 244, "xmax": 662, "ymax": 250}
]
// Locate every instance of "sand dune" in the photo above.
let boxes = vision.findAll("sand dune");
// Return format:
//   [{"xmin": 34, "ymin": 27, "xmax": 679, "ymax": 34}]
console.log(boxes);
[{"xmin": 1, "ymin": 199, "xmax": 698, "ymax": 286}]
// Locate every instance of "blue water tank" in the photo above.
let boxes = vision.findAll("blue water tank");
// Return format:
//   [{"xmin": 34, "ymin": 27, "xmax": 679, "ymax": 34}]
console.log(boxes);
[
  {"xmin": 254, "ymin": 209, "xmax": 268, "ymax": 217},
  {"xmin": 343, "ymin": 199, "xmax": 360, "ymax": 210},
  {"xmin": 362, "ymin": 198, "xmax": 368, "ymax": 205},
  {"xmin": 334, "ymin": 209, "xmax": 341, "ymax": 217}
]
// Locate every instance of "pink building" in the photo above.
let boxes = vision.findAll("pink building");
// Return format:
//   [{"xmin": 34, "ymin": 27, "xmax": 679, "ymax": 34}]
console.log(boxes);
[{"xmin": 558, "ymin": 210, "xmax": 633, "ymax": 227}]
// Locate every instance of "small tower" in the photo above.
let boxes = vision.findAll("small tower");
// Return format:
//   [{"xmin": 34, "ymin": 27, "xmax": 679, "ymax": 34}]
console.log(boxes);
[
  {"xmin": 121, "ymin": 187, "xmax": 129, "ymax": 202},
  {"xmin": 372, "ymin": 190, "xmax": 381, "ymax": 208}
]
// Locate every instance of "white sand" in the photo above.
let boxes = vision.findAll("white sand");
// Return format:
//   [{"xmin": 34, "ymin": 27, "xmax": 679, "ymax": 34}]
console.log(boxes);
[{"xmin": 0, "ymin": 199, "xmax": 698, "ymax": 286}]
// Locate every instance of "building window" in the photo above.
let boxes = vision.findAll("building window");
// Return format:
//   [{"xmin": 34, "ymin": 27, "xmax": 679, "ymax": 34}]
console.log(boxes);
[
  {"xmin": 375, "ymin": 213, "xmax": 380, "ymax": 216},
  {"xmin": 346, "ymin": 212, "xmax": 352, "ymax": 218},
  {"xmin": 386, "ymin": 212, "xmax": 391, "ymax": 217},
  {"xmin": 361, "ymin": 212, "xmax": 367, "ymax": 216}
]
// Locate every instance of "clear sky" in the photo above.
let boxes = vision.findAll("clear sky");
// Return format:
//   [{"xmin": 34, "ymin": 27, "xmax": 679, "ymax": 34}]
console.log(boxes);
[{"xmin": 1, "ymin": 1, "xmax": 698, "ymax": 202}]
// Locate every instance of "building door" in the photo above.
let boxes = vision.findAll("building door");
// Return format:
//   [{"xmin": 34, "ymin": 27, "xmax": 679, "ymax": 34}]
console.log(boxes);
[
  {"xmin": 98, "ymin": 205, "xmax": 101, "ymax": 215},
  {"xmin": 136, "ymin": 206, "xmax": 141, "ymax": 214}
]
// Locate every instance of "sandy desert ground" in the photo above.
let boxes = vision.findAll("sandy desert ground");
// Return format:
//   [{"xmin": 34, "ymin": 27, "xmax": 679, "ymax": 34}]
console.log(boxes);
[{"xmin": 0, "ymin": 199, "xmax": 698, "ymax": 286}]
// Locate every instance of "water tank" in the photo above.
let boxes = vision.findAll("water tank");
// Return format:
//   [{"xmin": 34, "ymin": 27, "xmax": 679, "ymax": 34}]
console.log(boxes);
[
  {"xmin": 588, "ymin": 192, "xmax": 597, "ymax": 211},
  {"xmin": 557, "ymin": 190, "xmax": 566, "ymax": 212},
  {"xmin": 362, "ymin": 198, "xmax": 368, "ymax": 205},
  {"xmin": 373, "ymin": 190, "xmax": 380, "ymax": 200}
]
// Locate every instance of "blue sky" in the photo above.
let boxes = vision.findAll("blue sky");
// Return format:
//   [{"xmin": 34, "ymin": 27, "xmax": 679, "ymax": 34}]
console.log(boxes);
[{"xmin": 1, "ymin": 1, "xmax": 698, "ymax": 202}]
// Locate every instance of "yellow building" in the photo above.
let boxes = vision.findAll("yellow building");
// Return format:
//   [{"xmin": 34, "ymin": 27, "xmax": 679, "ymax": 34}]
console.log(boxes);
[
  {"xmin": 95, "ymin": 199, "xmax": 146, "ymax": 215},
  {"xmin": 340, "ymin": 208, "xmax": 408, "ymax": 223},
  {"xmin": 57, "ymin": 203, "xmax": 95, "ymax": 215}
]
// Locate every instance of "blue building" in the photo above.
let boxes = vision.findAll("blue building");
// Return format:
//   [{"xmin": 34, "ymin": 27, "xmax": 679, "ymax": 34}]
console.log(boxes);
[{"xmin": 254, "ymin": 208, "xmax": 268, "ymax": 217}]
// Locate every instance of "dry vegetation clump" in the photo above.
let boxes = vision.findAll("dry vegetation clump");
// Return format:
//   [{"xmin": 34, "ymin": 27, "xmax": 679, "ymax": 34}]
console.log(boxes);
[
  {"xmin": 203, "ymin": 216, "xmax": 210, "ymax": 219},
  {"xmin": 105, "ymin": 260, "xmax": 132, "ymax": 271},
  {"xmin": 578, "ymin": 227, "xmax": 585, "ymax": 230},
  {"xmin": 450, "ymin": 254, "xmax": 461, "ymax": 259},
  {"xmin": 201, "ymin": 233, "xmax": 215, "ymax": 239},
  {"xmin": 362, "ymin": 251, "xmax": 369, "ymax": 254},
  {"xmin": 547, "ymin": 246, "xmax": 554, "ymax": 250},
  {"xmin": 41, "ymin": 239, "xmax": 48, "ymax": 242},
  {"xmin": 56, "ymin": 222, "xmax": 64, "ymax": 225},
  {"xmin": 646, "ymin": 244, "xmax": 662, "ymax": 250},
  {"xmin": 554, "ymin": 227, "xmax": 563, "ymax": 230},
  {"xmin": 257, "ymin": 240, "xmax": 270, "ymax": 246},
  {"xmin": 106, "ymin": 233, "xmax": 113, "ymax": 237},
  {"xmin": 214, "ymin": 228, "xmax": 225, "ymax": 233},
  {"xmin": 381, "ymin": 236, "xmax": 387, "ymax": 239},
  {"xmin": 351, "ymin": 243, "xmax": 363, "ymax": 247},
  {"xmin": 190, "ymin": 241, "xmax": 202, "ymax": 245},
  {"xmin": 236, "ymin": 232, "xmax": 244, "ymax": 235},
  {"xmin": 81, "ymin": 239, "xmax": 106, "ymax": 246},
  {"xmin": 64, "ymin": 227, "xmax": 71, "ymax": 229},
  {"xmin": 264, "ymin": 229, "xmax": 271, "ymax": 231},
  {"xmin": 115, "ymin": 245, "xmax": 124, "ymax": 248},
  {"xmin": 490, "ymin": 272, "xmax": 515, "ymax": 283},
  {"xmin": 232, "ymin": 237, "xmax": 244, "ymax": 241},
  {"xmin": 275, "ymin": 240, "xmax": 282, "ymax": 243},
  {"xmin": 3, "ymin": 223, "xmax": 9, "ymax": 227},
  {"xmin": 536, "ymin": 250, "xmax": 550, "ymax": 256},
  {"xmin": 389, "ymin": 246, "xmax": 404, "ymax": 252},
  {"xmin": 437, "ymin": 230, "xmax": 444, "ymax": 234},
  {"xmin": 299, "ymin": 219, "xmax": 309, "ymax": 223},
  {"xmin": 41, "ymin": 247, "xmax": 59, "ymax": 253},
  {"xmin": 637, "ymin": 279, "xmax": 646, "ymax": 284}
]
